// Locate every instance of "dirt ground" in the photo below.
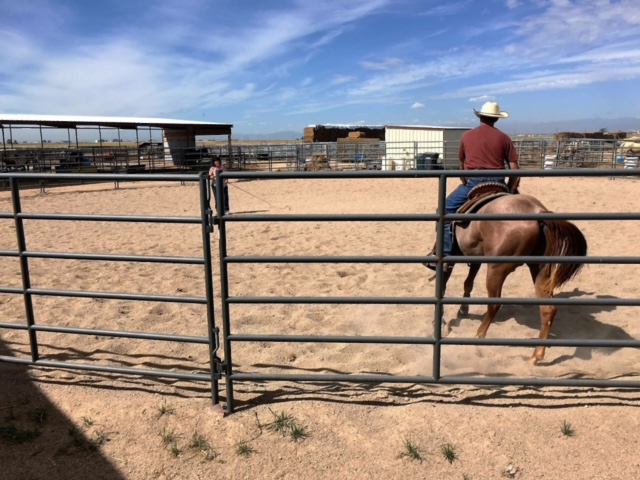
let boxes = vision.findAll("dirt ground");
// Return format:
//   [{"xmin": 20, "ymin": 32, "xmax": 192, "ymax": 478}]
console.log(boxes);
[{"xmin": 1, "ymin": 174, "xmax": 640, "ymax": 479}]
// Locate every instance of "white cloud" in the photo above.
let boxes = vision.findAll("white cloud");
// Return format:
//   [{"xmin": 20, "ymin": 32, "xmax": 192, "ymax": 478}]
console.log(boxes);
[
  {"xmin": 416, "ymin": 1, "xmax": 472, "ymax": 16},
  {"xmin": 360, "ymin": 57, "xmax": 405, "ymax": 71},
  {"xmin": 469, "ymin": 95, "xmax": 494, "ymax": 103},
  {"xmin": 332, "ymin": 75, "xmax": 357, "ymax": 85},
  {"xmin": 411, "ymin": 102, "xmax": 425, "ymax": 109}
]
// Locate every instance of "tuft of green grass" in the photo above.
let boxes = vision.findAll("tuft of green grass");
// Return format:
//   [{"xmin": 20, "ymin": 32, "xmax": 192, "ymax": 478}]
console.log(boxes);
[
  {"xmin": 168, "ymin": 442, "xmax": 181, "ymax": 457},
  {"xmin": 161, "ymin": 426, "xmax": 176, "ymax": 445},
  {"xmin": 189, "ymin": 432, "xmax": 217, "ymax": 460},
  {"xmin": 89, "ymin": 430, "xmax": 107, "ymax": 449},
  {"xmin": 266, "ymin": 409, "xmax": 309, "ymax": 441},
  {"xmin": 236, "ymin": 440, "xmax": 254, "ymax": 456},
  {"xmin": 441, "ymin": 443, "xmax": 458, "ymax": 464},
  {"xmin": 267, "ymin": 410, "xmax": 292, "ymax": 436},
  {"xmin": 189, "ymin": 432, "xmax": 208, "ymax": 450},
  {"xmin": 561, "ymin": 420, "xmax": 576, "ymax": 437},
  {"xmin": 157, "ymin": 399, "xmax": 175, "ymax": 417},
  {"xmin": 81, "ymin": 416, "xmax": 94, "ymax": 428},
  {"xmin": 399, "ymin": 438, "xmax": 423, "ymax": 462},
  {"xmin": 289, "ymin": 421, "xmax": 308, "ymax": 442}
]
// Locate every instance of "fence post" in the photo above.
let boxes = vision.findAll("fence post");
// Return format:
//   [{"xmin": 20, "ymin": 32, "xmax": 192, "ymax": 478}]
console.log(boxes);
[
  {"xmin": 199, "ymin": 173, "xmax": 220, "ymax": 406},
  {"xmin": 432, "ymin": 173, "xmax": 448, "ymax": 380},
  {"xmin": 10, "ymin": 177, "xmax": 39, "ymax": 362}
]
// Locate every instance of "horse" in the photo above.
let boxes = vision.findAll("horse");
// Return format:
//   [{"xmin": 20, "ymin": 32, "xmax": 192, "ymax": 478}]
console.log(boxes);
[{"xmin": 440, "ymin": 191, "xmax": 588, "ymax": 364}]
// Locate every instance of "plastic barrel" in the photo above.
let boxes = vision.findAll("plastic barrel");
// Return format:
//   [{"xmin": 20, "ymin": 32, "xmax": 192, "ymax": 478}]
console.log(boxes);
[
  {"xmin": 543, "ymin": 155, "xmax": 556, "ymax": 169},
  {"xmin": 624, "ymin": 157, "xmax": 638, "ymax": 169}
]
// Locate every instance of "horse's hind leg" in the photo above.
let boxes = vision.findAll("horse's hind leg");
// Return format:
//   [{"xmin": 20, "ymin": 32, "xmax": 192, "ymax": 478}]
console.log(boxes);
[
  {"xmin": 529, "ymin": 265, "xmax": 557, "ymax": 365},
  {"xmin": 459, "ymin": 263, "xmax": 481, "ymax": 316},
  {"xmin": 475, "ymin": 263, "xmax": 514, "ymax": 338}
]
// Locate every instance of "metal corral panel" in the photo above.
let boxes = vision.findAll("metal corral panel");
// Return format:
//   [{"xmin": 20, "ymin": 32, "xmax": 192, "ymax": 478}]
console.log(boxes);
[{"xmin": 383, "ymin": 126, "xmax": 470, "ymax": 170}]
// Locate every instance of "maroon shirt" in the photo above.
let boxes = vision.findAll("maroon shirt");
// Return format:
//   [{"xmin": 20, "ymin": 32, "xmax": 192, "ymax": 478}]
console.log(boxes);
[{"xmin": 458, "ymin": 123, "xmax": 519, "ymax": 170}]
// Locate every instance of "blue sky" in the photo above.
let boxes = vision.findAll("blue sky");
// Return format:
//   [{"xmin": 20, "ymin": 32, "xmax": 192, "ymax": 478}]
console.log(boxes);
[{"xmin": 1, "ymin": 0, "xmax": 639, "ymax": 135}]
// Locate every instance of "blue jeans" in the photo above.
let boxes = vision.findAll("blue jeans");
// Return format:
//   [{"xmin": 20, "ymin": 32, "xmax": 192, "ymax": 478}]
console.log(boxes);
[
  {"xmin": 440, "ymin": 177, "xmax": 506, "ymax": 256},
  {"xmin": 211, "ymin": 185, "xmax": 230, "ymax": 213}
]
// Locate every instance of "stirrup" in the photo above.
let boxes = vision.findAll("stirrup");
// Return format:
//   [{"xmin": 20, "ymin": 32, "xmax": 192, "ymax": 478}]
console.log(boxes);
[{"xmin": 424, "ymin": 246, "xmax": 437, "ymax": 271}]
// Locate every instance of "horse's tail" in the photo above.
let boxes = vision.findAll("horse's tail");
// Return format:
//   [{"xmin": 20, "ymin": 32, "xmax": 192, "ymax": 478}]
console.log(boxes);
[{"xmin": 541, "ymin": 219, "xmax": 588, "ymax": 293}]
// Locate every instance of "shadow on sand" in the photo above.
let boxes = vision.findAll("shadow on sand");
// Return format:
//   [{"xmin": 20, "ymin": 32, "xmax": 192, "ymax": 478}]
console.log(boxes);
[
  {"xmin": 0, "ymin": 338, "xmax": 126, "ymax": 480},
  {"xmin": 446, "ymin": 288, "xmax": 636, "ymax": 365}
]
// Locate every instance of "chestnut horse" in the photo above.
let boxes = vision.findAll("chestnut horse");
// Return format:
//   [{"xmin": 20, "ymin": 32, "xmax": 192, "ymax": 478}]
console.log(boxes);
[{"xmin": 442, "ymin": 193, "xmax": 587, "ymax": 364}]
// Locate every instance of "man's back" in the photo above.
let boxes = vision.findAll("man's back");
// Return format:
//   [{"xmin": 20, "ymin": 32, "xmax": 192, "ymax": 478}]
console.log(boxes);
[{"xmin": 459, "ymin": 123, "xmax": 518, "ymax": 170}]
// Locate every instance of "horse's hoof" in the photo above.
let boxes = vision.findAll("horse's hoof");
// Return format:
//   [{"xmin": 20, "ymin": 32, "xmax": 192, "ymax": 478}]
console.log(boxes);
[
  {"xmin": 529, "ymin": 356, "xmax": 541, "ymax": 365},
  {"xmin": 442, "ymin": 322, "xmax": 452, "ymax": 337},
  {"xmin": 458, "ymin": 306, "xmax": 468, "ymax": 316}
]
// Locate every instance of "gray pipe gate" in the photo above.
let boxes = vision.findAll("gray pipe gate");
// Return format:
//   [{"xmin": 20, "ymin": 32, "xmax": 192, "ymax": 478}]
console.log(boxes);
[
  {"xmin": 0, "ymin": 173, "xmax": 222, "ymax": 404},
  {"xmin": 2, "ymin": 169, "xmax": 640, "ymax": 414}
]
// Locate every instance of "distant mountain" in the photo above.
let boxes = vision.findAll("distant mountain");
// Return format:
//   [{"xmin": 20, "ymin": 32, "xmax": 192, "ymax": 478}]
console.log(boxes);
[{"xmin": 503, "ymin": 117, "xmax": 640, "ymax": 135}]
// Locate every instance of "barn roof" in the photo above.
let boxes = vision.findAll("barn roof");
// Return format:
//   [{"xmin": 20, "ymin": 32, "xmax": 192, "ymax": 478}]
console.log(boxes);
[{"xmin": 0, "ymin": 114, "xmax": 233, "ymax": 136}]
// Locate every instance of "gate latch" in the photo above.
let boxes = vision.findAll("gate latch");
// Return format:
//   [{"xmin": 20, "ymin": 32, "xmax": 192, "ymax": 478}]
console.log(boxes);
[{"xmin": 211, "ymin": 327, "xmax": 226, "ymax": 379}]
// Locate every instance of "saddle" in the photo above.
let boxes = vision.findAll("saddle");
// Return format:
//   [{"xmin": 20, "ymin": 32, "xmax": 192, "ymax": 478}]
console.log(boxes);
[
  {"xmin": 459, "ymin": 182, "xmax": 509, "ymax": 212},
  {"xmin": 426, "ymin": 182, "xmax": 511, "ymax": 266},
  {"xmin": 456, "ymin": 182, "xmax": 509, "ymax": 220},
  {"xmin": 452, "ymin": 182, "xmax": 510, "ymax": 248}
]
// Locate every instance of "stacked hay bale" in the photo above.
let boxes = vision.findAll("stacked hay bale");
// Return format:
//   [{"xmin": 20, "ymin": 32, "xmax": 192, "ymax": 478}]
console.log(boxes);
[{"xmin": 619, "ymin": 135, "xmax": 640, "ymax": 155}]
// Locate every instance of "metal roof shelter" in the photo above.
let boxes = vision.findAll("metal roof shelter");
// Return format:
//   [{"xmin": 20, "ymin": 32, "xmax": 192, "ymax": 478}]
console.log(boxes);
[
  {"xmin": 0, "ymin": 114, "xmax": 233, "ymax": 136},
  {"xmin": 1, "ymin": 114, "xmax": 234, "ymax": 168}
]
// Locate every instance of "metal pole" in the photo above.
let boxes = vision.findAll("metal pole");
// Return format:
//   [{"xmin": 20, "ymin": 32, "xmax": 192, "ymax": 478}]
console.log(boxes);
[
  {"xmin": 432, "ymin": 173, "xmax": 448, "ymax": 380},
  {"xmin": 10, "ymin": 177, "xmax": 39, "ymax": 362},
  {"xmin": 199, "ymin": 173, "xmax": 220, "ymax": 406},
  {"xmin": 215, "ymin": 170, "xmax": 234, "ymax": 412}
]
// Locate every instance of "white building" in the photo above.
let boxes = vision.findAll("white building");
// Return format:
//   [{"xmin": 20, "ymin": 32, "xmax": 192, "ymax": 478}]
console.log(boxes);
[{"xmin": 383, "ymin": 125, "xmax": 470, "ymax": 170}]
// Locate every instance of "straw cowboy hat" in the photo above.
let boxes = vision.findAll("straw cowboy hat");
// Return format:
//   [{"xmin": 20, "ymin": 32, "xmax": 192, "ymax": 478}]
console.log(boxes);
[{"xmin": 473, "ymin": 101, "xmax": 509, "ymax": 118}]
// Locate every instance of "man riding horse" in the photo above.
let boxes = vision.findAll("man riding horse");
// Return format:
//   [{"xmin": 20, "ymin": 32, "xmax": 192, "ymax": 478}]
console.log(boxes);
[{"xmin": 426, "ymin": 101, "xmax": 519, "ymax": 270}]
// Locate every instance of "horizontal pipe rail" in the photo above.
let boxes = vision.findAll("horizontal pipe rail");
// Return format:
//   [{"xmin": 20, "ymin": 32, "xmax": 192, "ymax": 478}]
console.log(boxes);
[
  {"xmin": 222, "ymin": 255, "xmax": 639, "ymax": 264},
  {"xmin": 1, "ymin": 172, "xmax": 200, "ymax": 182},
  {"xmin": 1, "ymin": 212, "xmax": 202, "ymax": 223},
  {"xmin": 230, "ymin": 373, "xmax": 640, "ymax": 389},
  {"xmin": 216, "ymin": 168, "xmax": 640, "ymax": 179},
  {"xmin": 218, "ymin": 212, "xmax": 640, "ymax": 222},
  {"xmin": 225, "ymin": 296, "xmax": 640, "ymax": 306},
  {"xmin": 18, "ymin": 287, "xmax": 207, "ymax": 303},
  {"xmin": 0, "ymin": 250, "xmax": 205, "ymax": 264},
  {"xmin": 229, "ymin": 333, "xmax": 640, "ymax": 348},
  {"xmin": 0, "ymin": 356, "xmax": 210, "ymax": 381},
  {"xmin": 32, "ymin": 324, "xmax": 209, "ymax": 344}
]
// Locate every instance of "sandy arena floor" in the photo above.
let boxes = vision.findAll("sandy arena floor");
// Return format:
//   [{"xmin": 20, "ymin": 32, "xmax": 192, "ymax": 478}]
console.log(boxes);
[{"xmin": 1, "ymin": 174, "xmax": 640, "ymax": 479}]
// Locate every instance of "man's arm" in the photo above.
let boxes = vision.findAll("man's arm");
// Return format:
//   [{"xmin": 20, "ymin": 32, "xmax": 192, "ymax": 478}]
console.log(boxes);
[
  {"xmin": 458, "ymin": 142, "xmax": 467, "ymax": 184},
  {"xmin": 507, "ymin": 161, "xmax": 519, "ymax": 192}
]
